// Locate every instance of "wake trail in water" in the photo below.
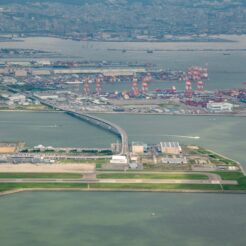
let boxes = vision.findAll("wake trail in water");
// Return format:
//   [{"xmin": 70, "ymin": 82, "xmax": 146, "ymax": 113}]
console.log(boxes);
[
  {"xmin": 131, "ymin": 134, "xmax": 200, "ymax": 139},
  {"xmin": 164, "ymin": 135, "xmax": 200, "ymax": 139},
  {"xmin": 33, "ymin": 125, "xmax": 59, "ymax": 128}
]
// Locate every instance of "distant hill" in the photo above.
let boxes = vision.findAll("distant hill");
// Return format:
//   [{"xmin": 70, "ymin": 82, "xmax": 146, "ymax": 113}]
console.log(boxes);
[{"xmin": 0, "ymin": 0, "xmax": 245, "ymax": 37}]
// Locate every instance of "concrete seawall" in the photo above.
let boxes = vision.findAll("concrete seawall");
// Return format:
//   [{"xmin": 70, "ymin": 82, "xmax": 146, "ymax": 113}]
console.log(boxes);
[{"xmin": 1, "ymin": 188, "xmax": 246, "ymax": 197}]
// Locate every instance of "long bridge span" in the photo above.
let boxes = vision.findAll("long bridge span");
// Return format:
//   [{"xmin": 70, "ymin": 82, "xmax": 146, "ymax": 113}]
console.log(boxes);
[
  {"xmin": 32, "ymin": 97, "xmax": 129, "ymax": 156},
  {"xmin": 66, "ymin": 111, "xmax": 129, "ymax": 155}
]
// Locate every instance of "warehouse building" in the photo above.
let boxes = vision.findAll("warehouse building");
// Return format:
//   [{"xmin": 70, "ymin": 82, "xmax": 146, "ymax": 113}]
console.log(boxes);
[
  {"xmin": 160, "ymin": 142, "xmax": 182, "ymax": 155},
  {"xmin": 110, "ymin": 155, "xmax": 128, "ymax": 164},
  {"xmin": 0, "ymin": 143, "xmax": 18, "ymax": 153},
  {"xmin": 207, "ymin": 102, "xmax": 233, "ymax": 112},
  {"xmin": 131, "ymin": 142, "xmax": 147, "ymax": 154}
]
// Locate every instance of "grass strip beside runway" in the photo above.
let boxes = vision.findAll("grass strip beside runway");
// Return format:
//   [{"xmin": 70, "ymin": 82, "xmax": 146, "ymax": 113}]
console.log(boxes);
[
  {"xmin": 0, "ymin": 183, "xmax": 221, "ymax": 192},
  {"xmin": 97, "ymin": 173, "xmax": 209, "ymax": 180}
]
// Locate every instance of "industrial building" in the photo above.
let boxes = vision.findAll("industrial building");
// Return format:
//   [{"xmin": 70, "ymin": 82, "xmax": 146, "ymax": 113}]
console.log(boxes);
[
  {"xmin": 131, "ymin": 142, "xmax": 147, "ymax": 154},
  {"xmin": 161, "ymin": 156, "xmax": 187, "ymax": 164},
  {"xmin": 110, "ymin": 155, "xmax": 128, "ymax": 164},
  {"xmin": 1, "ymin": 93, "xmax": 27, "ymax": 105},
  {"xmin": 35, "ymin": 94, "xmax": 59, "ymax": 100},
  {"xmin": 53, "ymin": 67, "xmax": 146, "ymax": 76},
  {"xmin": 160, "ymin": 142, "xmax": 182, "ymax": 155},
  {"xmin": 0, "ymin": 143, "xmax": 18, "ymax": 153},
  {"xmin": 207, "ymin": 102, "xmax": 233, "ymax": 112},
  {"xmin": 15, "ymin": 69, "xmax": 28, "ymax": 77},
  {"xmin": 31, "ymin": 69, "xmax": 51, "ymax": 76}
]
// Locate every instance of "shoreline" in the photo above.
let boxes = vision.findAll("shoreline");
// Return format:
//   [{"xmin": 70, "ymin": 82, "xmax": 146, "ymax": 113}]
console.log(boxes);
[
  {"xmin": 92, "ymin": 111, "xmax": 246, "ymax": 117},
  {"xmin": 0, "ymin": 109, "xmax": 61, "ymax": 113},
  {"xmin": 0, "ymin": 109, "xmax": 245, "ymax": 117},
  {"xmin": 206, "ymin": 148, "xmax": 246, "ymax": 175},
  {"xmin": 1, "ymin": 188, "xmax": 246, "ymax": 197},
  {"xmin": 14, "ymin": 35, "xmax": 235, "ymax": 43}
]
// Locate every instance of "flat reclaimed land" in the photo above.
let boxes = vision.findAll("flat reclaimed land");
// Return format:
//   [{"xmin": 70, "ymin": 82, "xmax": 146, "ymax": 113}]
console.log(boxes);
[
  {"xmin": 0, "ymin": 164, "xmax": 95, "ymax": 173},
  {"xmin": 97, "ymin": 173, "xmax": 209, "ymax": 180},
  {"xmin": 0, "ymin": 183, "xmax": 222, "ymax": 193},
  {"xmin": 0, "ymin": 173, "xmax": 82, "ymax": 179},
  {"xmin": 0, "ymin": 160, "xmax": 245, "ymax": 194},
  {"xmin": 0, "ymin": 170, "xmax": 244, "ymax": 194}
]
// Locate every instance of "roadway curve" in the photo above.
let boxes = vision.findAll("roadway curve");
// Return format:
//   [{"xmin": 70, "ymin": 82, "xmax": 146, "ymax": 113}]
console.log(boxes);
[
  {"xmin": 32, "ymin": 96, "xmax": 129, "ymax": 156},
  {"xmin": 67, "ymin": 112, "xmax": 129, "ymax": 155}
]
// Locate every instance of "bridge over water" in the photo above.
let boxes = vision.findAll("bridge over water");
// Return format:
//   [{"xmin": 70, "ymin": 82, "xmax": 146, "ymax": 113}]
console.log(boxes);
[
  {"xmin": 66, "ymin": 111, "xmax": 129, "ymax": 155},
  {"xmin": 32, "ymin": 97, "xmax": 129, "ymax": 156}
]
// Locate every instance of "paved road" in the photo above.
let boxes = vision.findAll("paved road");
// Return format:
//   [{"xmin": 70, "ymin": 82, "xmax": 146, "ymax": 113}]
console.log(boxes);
[{"xmin": 75, "ymin": 112, "xmax": 129, "ymax": 155}]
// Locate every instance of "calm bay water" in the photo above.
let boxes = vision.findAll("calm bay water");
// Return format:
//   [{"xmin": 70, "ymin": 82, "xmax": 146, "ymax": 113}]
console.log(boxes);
[
  {"xmin": 0, "ymin": 112, "xmax": 116, "ymax": 148},
  {"xmin": 0, "ymin": 192, "xmax": 246, "ymax": 246},
  {"xmin": 1, "ymin": 36, "xmax": 246, "ymax": 90}
]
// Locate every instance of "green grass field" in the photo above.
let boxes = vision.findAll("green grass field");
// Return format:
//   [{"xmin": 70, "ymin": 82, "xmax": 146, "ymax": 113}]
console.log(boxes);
[
  {"xmin": 209, "ymin": 171, "xmax": 246, "ymax": 190},
  {"xmin": 0, "ymin": 182, "xmax": 221, "ymax": 193},
  {"xmin": 0, "ymin": 171, "xmax": 246, "ymax": 193},
  {"xmin": 212, "ymin": 172, "xmax": 244, "ymax": 180},
  {"xmin": 97, "ymin": 173, "xmax": 209, "ymax": 180},
  {"xmin": 0, "ymin": 183, "xmax": 88, "ymax": 192},
  {"xmin": 190, "ymin": 148, "xmax": 237, "ymax": 165},
  {"xmin": 89, "ymin": 183, "xmax": 221, "ymax": 190},
  {"xmin": 59, "ymin": 159, "xmax": 108, "ymax": 167},
  {"xmin": 222, "ymin": 176, "xmax": 246, "ymax": 190}
]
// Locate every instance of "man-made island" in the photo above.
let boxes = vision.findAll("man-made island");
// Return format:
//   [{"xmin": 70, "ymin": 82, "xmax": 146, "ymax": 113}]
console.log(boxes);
[{"xmin": 0, "ymin": 110, "xmax": 245, "ymax": 195}]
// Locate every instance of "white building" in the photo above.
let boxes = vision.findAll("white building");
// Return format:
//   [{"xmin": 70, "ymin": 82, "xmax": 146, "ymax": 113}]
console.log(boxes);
[
  {"xmin": 37, "ymin": 94, "xmax": 59, "ymax": 100},
  {"xmin": 207, "ymin": 102, "xmax": 233, "ymax": 112},
  {"xmin": 3, "ymin": 77, "xmax": 17, "ymax": 84},
  {"xmin": 110, "ymin": 155, "xmax": 128, "ymax": 164},
  {"xmin": 2, "ymin": 94, "xmax": 27, "ymax": 105},
  {"xmin": 162, "ymin": 156, "xmax": 187, "ymax": 164},
  {"xmin": 37, "ymin": 60, "xmax": 51, "ymax": 66}
]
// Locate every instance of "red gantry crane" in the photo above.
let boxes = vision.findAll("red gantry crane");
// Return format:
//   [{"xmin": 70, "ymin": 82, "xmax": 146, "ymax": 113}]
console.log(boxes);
[
  {"xmin": 83, "ymin": 77, "xmax": 90, "ymax": 96},
  {"xmin": 132, "ymin": 77, "xmax": 139, "ymax": 97}
]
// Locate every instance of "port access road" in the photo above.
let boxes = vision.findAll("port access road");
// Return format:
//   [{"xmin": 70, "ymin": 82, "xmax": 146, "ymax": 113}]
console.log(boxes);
[{"xmin": 31, "ymin": 95, "xmax": 129, "ymax": 156}]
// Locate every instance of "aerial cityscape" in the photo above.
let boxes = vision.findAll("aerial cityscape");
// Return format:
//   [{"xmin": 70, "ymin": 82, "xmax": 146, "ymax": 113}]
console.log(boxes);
[{"xmin": 0, "ymin": 1, "xmax": 246, "ymax": 246}]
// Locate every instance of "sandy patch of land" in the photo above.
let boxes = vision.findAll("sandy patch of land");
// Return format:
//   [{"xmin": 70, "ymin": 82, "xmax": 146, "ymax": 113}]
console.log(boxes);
[{"xmin": 0, "ymin": 164, "xmax": 95, "ymax": 173}]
